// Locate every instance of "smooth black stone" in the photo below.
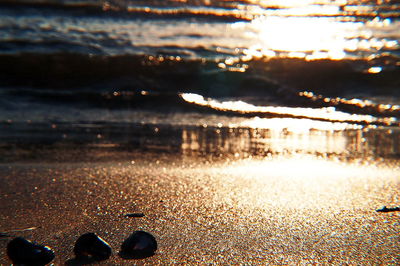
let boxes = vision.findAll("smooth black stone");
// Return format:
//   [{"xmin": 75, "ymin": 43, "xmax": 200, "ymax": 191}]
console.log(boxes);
[
  {"xmin": 125, "ymin": 213, "xmax": 145, "ymax": 218},
  {"xmin": 7, "ymin": 237, "xmax": 55, "ymax": 266},
  {"xmin": 73, "ymin": 233, "xmax": 112, "ymax": 261},
  {"xmin": 120, "ymin": 231, "xmax": 157, "ymax": 259},
  {"xmin": 376, "ymin": 206, "xmax": 400, "ymax": 212}
]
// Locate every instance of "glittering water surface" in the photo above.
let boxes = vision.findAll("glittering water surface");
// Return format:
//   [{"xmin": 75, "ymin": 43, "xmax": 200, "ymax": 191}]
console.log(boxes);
[
  {"xmin": 1, "ymin": 0, "xmax": 399, "ymax": 60},
  {"xmin": 0, "ymin": 0, "xmax": 399, "ymax": 160}
]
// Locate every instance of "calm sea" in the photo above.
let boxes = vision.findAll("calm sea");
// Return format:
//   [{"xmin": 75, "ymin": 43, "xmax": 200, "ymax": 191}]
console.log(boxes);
[{"xmin": 0, "ymin": 0, "xmax": 399, "ymax": 159}]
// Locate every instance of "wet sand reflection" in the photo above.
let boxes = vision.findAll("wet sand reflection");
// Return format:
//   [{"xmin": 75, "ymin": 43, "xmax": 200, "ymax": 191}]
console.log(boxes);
[
  {"xmin": 181, "ymin": 124, "xmax": 400, "ymax": 160},
  {"xmin": 0, "ymin": 120, "xmax": 399, "ymax": 162}
]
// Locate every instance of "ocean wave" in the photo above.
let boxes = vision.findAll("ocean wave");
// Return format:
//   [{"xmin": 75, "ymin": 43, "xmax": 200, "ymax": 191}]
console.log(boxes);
[
  {"xmin": 1, "ymin": 84, "xmax": 399, "ymax": 126},
  {"xmin": 1, "ymin": 1, "xmax": 399, "ymax": 62},
  {"xmin": 0, "ymin": 1, "xmax": 251, "ymax": 22},
  {"xmin": 0, "ymin": 52, "xmax": 399, "ymax": 96},
  {"xmin": 0, "ymin": 51, "xmax": 399, "ymax": 127},
  {"xmin": 180, "ymin": 93, "xmax": 398, "ymax": 126},
  {"xmin": 2, "ymin": 0, "xmax": 399, "ymax": 21}
]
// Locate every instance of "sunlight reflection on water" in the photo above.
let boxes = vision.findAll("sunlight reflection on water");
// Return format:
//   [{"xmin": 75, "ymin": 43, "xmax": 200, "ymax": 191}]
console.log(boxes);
[
  {"xmin": 233, "ymin": 0, "xmax": 400, "ymax": 61},
  {"xmin": 241, "ymin": 15, "xmax": 398, "ymax": 60},
  {"xmin": 180, "ymin": 93, "xmax": 396, "ymax": 125},
  {"xmin": 181, "ymin": 124, "xmax": 399, "ymax": 160}
]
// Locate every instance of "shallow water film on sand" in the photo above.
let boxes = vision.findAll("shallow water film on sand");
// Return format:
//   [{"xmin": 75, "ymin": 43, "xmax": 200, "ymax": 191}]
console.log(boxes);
[{"xmin": 0, "ymin": 0, "xmax": 399, "ymax": 264}]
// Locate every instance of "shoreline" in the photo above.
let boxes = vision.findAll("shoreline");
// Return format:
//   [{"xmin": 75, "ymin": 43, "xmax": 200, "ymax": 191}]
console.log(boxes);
[
  {"xmin": 1, "ymin": 152, "xmax": 399, "ymax": 264},
  {"xmin": 1, "ymin": 121, "xmax": 400, "ymax": 164}
]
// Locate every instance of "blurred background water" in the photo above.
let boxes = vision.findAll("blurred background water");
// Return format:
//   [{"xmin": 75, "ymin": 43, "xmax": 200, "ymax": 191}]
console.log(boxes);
[{"xmin": 0, "ymin": 0, "xmax": 399, "ymax": 160}]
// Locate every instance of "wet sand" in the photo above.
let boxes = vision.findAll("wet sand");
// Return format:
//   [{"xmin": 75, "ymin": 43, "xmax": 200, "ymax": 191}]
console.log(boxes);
[{"xmin": 0, "ymin": 149, "xmax": 399, "ymax": 265}]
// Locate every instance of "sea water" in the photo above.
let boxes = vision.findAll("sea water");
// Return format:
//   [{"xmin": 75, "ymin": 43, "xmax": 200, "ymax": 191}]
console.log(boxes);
[{"xmin": 0, "ymin": 0, "xmax": 399, "ymax": 160}]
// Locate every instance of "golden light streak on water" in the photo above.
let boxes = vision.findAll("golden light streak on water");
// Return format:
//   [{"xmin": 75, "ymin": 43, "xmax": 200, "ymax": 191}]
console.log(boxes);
[
  {"xmin": 180, "ymin": 93, "xmax": 378, "ymax": 124},
  {"xmin": 299, "ymin": 91, "xmax": 400, "ymax": 112},
  {"xmin": 367, "ymin": 66, "xmax": 382, "ymax": 73}
]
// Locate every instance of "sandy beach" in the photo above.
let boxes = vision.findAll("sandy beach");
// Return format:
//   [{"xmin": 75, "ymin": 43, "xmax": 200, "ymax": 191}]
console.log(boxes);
[
  {"xmin": 1, "ymin": 148, "xmax": 399, "ymax": 265},
  {"xmin": 2, "ymin": 0, "xmax": 400, "ymax": 264}
]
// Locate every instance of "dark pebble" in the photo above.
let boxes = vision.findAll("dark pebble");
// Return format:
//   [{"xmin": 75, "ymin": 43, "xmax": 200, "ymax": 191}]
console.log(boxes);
[
  {"xmin": 73, "ymin": 233, "xmax": 112, "ymax": 261},
  {"xmin": 7, "ymin": 237, "xmax": 55, "ymax": 266},
  {"xmin": 125, "ymin": 213, "xmax": 145, "ymax": 218},
  {"xmin": 376, "ymin": 206, "xmax": 400, "ymax": 212},
  {"xmin": 120, "ymin": 231, "xmax": 157, "ymax": 259}
]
